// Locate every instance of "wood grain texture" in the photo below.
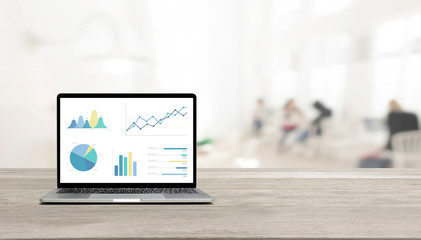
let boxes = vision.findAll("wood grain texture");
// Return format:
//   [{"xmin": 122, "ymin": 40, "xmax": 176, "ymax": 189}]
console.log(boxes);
[{"xmin": 1, "ymin": 168, "xmax": 421, "ymax": 239}]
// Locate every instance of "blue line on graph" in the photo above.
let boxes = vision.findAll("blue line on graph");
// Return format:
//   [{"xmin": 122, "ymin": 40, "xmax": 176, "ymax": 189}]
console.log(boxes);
[
  {"xmin": 176, "ymin": 167, "xmax": 187, "ymax": 169},
  {"xmin": 164, "ymin": 148, "xmax": 187, "ymax": 150},
  {"xmin": 162, "ymin": 173, "xmax": 187, "ymax": 175},
  {"xmin": 126, "ymin": 107, "xmax": 187, "ymax": 132}
]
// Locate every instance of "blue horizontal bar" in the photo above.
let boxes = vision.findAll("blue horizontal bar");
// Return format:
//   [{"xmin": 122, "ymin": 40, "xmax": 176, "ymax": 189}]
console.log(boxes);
[
  {"xmin": 162, "ymin": 173, "xmax": 187, "ymax": 175},
  {"xmin": 176, "ymin": 167, "xmax": 187, "ymax": 169},
  {"xmin": 181, "ymin": 154, "xmax": 187, "ymax": 156},
  {"xmin": 163, "ymin": 148, "xmax": 187, "ymax": 150}
]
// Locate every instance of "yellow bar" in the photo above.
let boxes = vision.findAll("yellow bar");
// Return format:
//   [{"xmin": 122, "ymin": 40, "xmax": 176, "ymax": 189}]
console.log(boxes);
[
  {"xmin": 128, "ymin": 152, "xmax": 133, "ymax": 176},
  {"xmin": 169, "ymin": 161, "xmax": 187, "ymax": 162}
]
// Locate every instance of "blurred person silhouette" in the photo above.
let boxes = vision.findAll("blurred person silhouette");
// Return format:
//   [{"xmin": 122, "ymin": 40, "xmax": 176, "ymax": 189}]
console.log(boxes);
[
  {"xmin": 312, "ymin": 101, "xmax": 332, "ymax": 136},
  {"xmin": 279, "ymin": 99, "xmax": 303, "ymax": 148},
  {"xmin": 252, "ymin": 99, "xmax": 265, "ymax": 136},
  {"xmin": 385, "ymin": 99, "xmax": 419, "ymax": 150},
  {"xmin": 359, "ymin": 99, "xmax": 419, "ymax": 168},
  {"xmin": 295, "ymin": 101, "xmax": 332, "ymax": 144}
]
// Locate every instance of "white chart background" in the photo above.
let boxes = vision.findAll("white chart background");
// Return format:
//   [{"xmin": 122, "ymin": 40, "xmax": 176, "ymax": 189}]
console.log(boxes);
[{"xmin": 60, "ymin": 98, "xmax": 194, "ymax": 183}]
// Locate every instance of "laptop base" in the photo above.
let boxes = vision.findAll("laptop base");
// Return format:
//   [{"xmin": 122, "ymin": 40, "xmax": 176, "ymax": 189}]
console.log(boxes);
[{"xmin": 40, "ymin": 188, "xmax": 214, "ymax": 203}]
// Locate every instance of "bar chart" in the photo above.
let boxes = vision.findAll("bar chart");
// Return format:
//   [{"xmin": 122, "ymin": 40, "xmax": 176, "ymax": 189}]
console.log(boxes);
[
  {"xmin": 146, "ymin": 147, "xmax": 188, "ymax": 176},
  {"xmin": 114, "ymin": 152, "xmax": 137, "ymax": 176}
]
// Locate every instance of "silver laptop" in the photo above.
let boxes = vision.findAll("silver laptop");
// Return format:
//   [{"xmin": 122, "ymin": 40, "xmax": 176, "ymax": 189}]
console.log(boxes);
[{"xmin": 40, "ymin": 93, "xmax": 214, "ymax": 203}]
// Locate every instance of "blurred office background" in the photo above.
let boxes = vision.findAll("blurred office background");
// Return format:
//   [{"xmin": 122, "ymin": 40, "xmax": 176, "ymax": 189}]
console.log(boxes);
[{"xmin": 1, "ymin": 0, "xmax": 421, "ymax": 168}]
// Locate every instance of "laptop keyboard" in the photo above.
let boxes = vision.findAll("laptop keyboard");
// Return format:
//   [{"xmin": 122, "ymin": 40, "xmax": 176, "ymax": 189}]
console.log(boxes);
[{"xmin": 57, "ymin": 188, "xmax": 198, "ymax": 194}]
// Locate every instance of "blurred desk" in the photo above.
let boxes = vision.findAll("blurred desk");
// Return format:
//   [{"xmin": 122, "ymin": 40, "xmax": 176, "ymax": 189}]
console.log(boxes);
[{"xmin": 1, "ymin": 168, "xmax": 421, "ymax": 239}]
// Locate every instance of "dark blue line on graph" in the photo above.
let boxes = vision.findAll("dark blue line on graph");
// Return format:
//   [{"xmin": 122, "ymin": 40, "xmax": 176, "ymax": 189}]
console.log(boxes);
[{"xmin": 126, "ymin": 107, "xmax": 187, "ymax": 132}]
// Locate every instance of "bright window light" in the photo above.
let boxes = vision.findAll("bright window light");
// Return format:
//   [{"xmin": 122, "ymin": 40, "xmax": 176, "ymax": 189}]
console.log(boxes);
[
  {"xmin": 305, "ymin": 34, "xmax": 349, "ymax": 118},
  {"xmin": 272, "ymin": 0, "xmax": 300, "ymax": 17},
  {"xmin": 310, "ymin": 64, "xmax": 346, "ymax": 116},
  {"xmin": 371, "ymin": 15, "xmax": 421, "ymax": 116},
  {"xmin": 308, "ymin": 34, "xmax": 349, "ymax": 66},
  {"xmin": 313, "ymin": 0, "xmax": 353, "ymax": 16},
  {"xmin": 270, "ymin": 70, "xmax": 297, "ymax": 106},
  {"xmin": 375, "ymin": 19, "xmax": 405, "ymax": 55},
  {"xmin": 326, "ymin": 34, "xmax": 349, "ymax": 63},
  {"xmin": 271, "ymin": 0, "xmax": 300, "ymax": 32},
  {"xmin": 408, "ymin": 14, "xmax": 421, "ymax": 53},
  {"xmin": 402, "ymin": 55, "xmax": 421, "ymax": 113},
  {"xmin": 372, "ymin": 58, "xmax": 400, "ymax": 116},
  {"xmin": 102, "ymin": 58, "xmax": 134, "ymax": 75}
]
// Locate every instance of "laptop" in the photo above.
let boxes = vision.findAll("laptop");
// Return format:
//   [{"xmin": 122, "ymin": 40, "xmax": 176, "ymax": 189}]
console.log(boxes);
[{"xmin": 40, "ymin": 93, "xmax": 214, "ymax": 203}]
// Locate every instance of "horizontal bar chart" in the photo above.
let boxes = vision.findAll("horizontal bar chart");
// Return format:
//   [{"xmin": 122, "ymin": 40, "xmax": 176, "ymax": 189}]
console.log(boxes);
[{"xmin": 146, "ymin": 147, "xmax": 188, "ymax": 177}]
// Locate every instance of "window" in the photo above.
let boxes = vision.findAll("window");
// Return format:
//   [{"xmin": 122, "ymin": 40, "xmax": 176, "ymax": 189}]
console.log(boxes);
[
  {"xmin": 307, "ymin": 34, "xmax": 349, "ymax": 118},
  {"xmin": 270, "ymin": 70, "xmax": 297, "ymax": 106},
  {"xmin": 375, "ymin": 19, "xmax": 405, "ymax": 55},
  {"xmin": 310, "ymin": 65, "xmax": 346, "ymax": 117},
  {"xmin": 272, "ymin": 0, "xmax": 300, "ymax": 32},
  {"xmin": 372, "ymin": 14, "xmax": 421, "ymax": 116},
  {"xmin": 313, "ymin": 0, "xmax": 353, "ymax": 16},
  {"xmin": 273, "ymin": 0, "xmax": 300, "ymax": 17}
]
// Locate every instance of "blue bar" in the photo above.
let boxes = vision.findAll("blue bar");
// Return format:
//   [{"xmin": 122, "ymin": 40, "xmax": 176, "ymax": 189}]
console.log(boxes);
[
  {"xmin": 114, "ymin": 165, "xmax": 118, "ymax": 176},
  {"xmin": 176, "ymin": 167, "xmax": 187, "ymax": 169},
  {"xmin": 164, "ymin": 148, "xmax": 187, "ymax": 150},
  {"xmin": 133, "ymin": 162, "xmax": 137, "ymax": 176},
  {"xmin": 124, "ymin": 157, "xmax": 128, "ymax": 176},
  {"xmin": 162, "ymin": 173, "xmax": 187, "ymax": 175},
  {"xmin": 119, "ymin": 155, "xmax": 123, "ymax": 176},
  {"xmin": 181, "ymin": 154, "xmax": 187, "ymax": 156}
]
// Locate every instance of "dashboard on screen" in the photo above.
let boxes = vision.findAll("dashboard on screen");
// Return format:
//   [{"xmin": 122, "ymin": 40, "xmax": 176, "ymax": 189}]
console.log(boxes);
[{"xmin": 59, "ymin": 97, "xmax": 194, "ymax": 184}]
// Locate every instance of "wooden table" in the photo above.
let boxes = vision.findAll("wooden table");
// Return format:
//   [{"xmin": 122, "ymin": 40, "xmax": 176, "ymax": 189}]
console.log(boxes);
[{"xmin": 1, "ymin": 168, "xmax": 421, "ymax": 239}]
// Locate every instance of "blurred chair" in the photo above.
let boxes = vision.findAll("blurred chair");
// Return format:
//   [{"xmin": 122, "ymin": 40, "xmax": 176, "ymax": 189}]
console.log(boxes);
[
  {"xmin": 392, "ymin": 130, "xmax": 421, "ymax": 168},
  {"xmin": 386, "ymin": 112, "xmax": 419, "ymax": 150},
  {"xmin": 359, "ymin": 111, "xmax": 419, "ymax": 168}
]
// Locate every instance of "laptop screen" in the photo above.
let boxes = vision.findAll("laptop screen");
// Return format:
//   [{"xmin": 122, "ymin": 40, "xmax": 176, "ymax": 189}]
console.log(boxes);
[{"xmin": 58, "ymin": 94, "xmax": 195, "ymax": 186}]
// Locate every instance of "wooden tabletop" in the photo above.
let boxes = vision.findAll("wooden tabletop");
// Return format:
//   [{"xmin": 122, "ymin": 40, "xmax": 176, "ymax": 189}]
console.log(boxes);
[{"xmin": 1, "ymin": 168, "xmax": 421, "ymax": 239}]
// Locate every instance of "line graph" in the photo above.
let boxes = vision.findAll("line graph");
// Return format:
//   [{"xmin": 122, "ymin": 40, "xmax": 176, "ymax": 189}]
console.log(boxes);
[{"xmin": 125, "ymin": 106, "xmax": 188, "ymax": 135}]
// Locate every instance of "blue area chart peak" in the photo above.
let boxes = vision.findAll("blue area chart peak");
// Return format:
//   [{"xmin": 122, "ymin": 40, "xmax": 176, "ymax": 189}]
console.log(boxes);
[{"xmin": 68, "ymin": 110, "xmax": 107, "ymax": 129}]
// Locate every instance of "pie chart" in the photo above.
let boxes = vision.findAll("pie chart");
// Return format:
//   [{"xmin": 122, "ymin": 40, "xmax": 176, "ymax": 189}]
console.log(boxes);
[{"xmin": 70, "ymin": 144, "xmax": 97, "ymax": 171}]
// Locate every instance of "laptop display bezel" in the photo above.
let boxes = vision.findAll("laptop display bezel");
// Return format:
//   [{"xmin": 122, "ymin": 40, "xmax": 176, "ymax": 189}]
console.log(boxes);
[{"xmin": 57, "ymin": 93, "xmax": 197, "ymax": 188}]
